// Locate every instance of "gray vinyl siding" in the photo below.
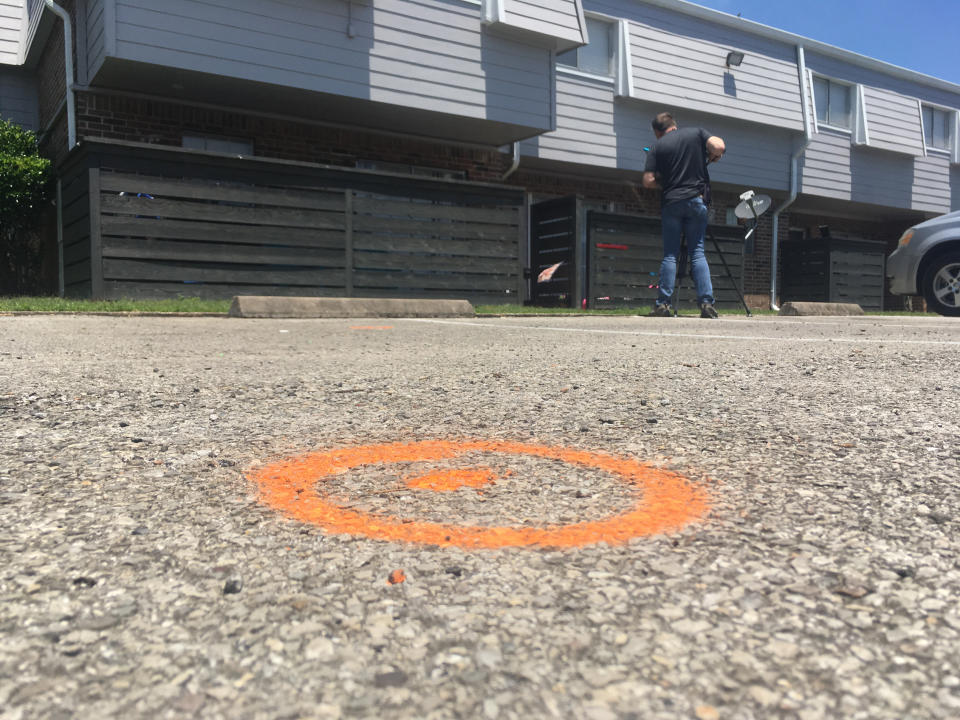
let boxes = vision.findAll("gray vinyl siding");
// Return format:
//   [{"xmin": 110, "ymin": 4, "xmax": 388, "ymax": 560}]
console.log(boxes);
[
  {"xmin": 801, "ymin": 127, "xmax": 953, "ymax": 214},
  {"xmin": 528, "ymin": 73, "xmax": 793, "ymax": 192},
  {"xmin": 86, "ymin": 0, "xmax": 107, "ymax": 79},
  {"xmin": 802, "ymin": 50, "xmax": 960, "ymax": 213},
  {"xmin": 0, "ymin": 0, "xmax": 23, "ymax": 65},
  {"xmin": 0, "ymin": 67, "xmax": 37, "ymax": 129},
  {"xmin": 806, "ymin": 49, "xmax": 960, "ymax": 155},
  {"xmin": 913, "ymin": 154, "xmax": 953, "ymax": 214},
  {"xmin": 586, "ymin": 0, "xmax": 803, "ymax": 133},
  {"xmin": 107, "ymin": 0, "xmax": 552, "ymax": 131},
  {"xmin": 861, "ymin": 85, "xmax": 924, "ymax": 155},
  {"xmin": 504, "ymin": 0, "xmax": 583, "ymax": 47}
]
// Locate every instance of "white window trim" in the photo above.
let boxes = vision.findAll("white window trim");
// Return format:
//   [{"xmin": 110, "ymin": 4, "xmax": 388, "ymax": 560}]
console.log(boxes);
[
  {"xmin": 555, "ymin": 14, "xmax": 632, "ymax": 97},
  {"xmin": 809, "ymin": 72, "xmax": 856, "ymax": 134},
  {"xmin": 616, "ymin": 19, "xmax": 634, "ymax": 98},
  {"xmin": 556, "ymin": 66, "xmax": 615, "ymax": 85},
  {"xmin": 918, "ymin": 100, "xmax": 959, "ymax": 162},
  {"xmin": 852, "ymin": 84, "xmax": 870, "ymax": 146}
]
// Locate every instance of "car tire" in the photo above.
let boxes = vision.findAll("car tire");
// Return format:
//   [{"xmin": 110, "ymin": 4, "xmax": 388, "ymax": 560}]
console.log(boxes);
[{"xmin": 920, "ymin": 251, "xmax": 960, "ymax": 316}]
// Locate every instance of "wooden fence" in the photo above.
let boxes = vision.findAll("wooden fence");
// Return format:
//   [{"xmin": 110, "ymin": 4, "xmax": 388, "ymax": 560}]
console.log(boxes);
[
  {"xmin": 780, "ymin": 237, "xmax": 886, "ymax": 311},
  {"xmin": 588, "ymin": 211, "xmax": 746, "ymax": 310},
  {"xmin": 58, "ymin": 139, "xmax": 525, "ymax": 303}
]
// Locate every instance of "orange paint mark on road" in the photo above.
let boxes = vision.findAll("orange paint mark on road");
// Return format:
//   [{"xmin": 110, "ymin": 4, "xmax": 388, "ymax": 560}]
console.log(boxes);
[
  {"xmin": 405, "ymin": 467, "xmax": 496, "ymax": 492},
  {"xmin": 387, "ymin": 569, "xmax": 406, "ymax": 585},
  {"xmin": 251, "ymin": 440, "xmax": 709, "ymax": 550}
]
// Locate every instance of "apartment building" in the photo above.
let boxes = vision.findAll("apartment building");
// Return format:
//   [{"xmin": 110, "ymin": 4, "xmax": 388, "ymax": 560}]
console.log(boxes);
[{"xmin": 1, "ymin": 0, "xmax": 958, "ymax": 308}]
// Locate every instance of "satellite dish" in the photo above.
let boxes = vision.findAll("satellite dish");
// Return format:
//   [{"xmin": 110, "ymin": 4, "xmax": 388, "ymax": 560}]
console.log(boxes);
[{"xmin": 734, "ymin": 191, "xmax": 772, "ymax": 220}]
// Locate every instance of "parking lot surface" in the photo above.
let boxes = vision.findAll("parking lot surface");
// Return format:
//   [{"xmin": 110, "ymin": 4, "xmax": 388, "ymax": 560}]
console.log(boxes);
[{"xmin": 2, "ymin": 313, "xmax": 959, "ymax": 719}]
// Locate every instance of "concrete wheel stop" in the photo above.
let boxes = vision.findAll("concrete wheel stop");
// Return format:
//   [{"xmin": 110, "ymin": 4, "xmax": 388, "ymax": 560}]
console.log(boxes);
[
  {"xmin": 228, "ymin": 296, "xmax": 475, "ymax": 318},
  {"xmin": 778, "ymin": 301, "xmax": 864, "ymax": 316}
]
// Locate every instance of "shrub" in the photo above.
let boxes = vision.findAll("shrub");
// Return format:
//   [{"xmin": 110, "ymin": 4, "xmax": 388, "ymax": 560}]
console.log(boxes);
[{"xmin": 0, "ymin": 118, "xmax": 52, "ymax": 294}]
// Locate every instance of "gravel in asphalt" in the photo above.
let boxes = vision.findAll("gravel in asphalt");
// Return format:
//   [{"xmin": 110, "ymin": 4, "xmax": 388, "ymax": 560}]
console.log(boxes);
[{"xmin": 1, "ymin": 313, "xmax": 959, "ymax": 720}]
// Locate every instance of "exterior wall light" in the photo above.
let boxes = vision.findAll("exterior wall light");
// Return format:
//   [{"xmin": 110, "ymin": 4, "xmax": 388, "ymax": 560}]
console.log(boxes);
[{"xmin": 726, "ymin": 51, "xmax": 745, "ymax": 67}]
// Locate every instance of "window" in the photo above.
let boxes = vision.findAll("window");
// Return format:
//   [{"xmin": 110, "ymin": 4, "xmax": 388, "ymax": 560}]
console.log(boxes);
[
  {"xmin": 812, "ymin": 76, "xmax": 852, "ymax": 129},
  {"xmin": 557, "ymin": 16, "xmax": 614, "ymax": 77},
  {"xmin": 922, "ymin": 105, "xmax": 952, "ymax": 151}
]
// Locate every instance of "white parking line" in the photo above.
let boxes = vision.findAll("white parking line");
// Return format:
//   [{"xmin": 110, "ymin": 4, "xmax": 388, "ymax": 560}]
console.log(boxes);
[{"xmin": 411, "ymin": 318, "xmax": 960, "ymax": 346}]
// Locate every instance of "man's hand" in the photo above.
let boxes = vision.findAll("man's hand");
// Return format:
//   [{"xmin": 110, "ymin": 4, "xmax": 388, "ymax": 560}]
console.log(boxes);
[
  {"xmin": 642, "ymin": 171, "xmax": 660, "ymax": 190},
  {"xmin": 706, "ymin": 136, "xmax": 725, "ymax": 163}
]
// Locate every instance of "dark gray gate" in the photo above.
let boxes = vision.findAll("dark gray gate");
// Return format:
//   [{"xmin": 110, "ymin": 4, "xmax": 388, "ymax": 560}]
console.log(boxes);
[{"xmin": 529, "ymin": 196, "xmax": 580, "ymax": 307}]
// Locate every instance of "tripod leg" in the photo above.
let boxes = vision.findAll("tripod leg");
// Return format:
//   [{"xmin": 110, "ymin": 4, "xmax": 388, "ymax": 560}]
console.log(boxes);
[{"xmin": 708, "ymin": 230, "xmax": 752, "ymax": 317}]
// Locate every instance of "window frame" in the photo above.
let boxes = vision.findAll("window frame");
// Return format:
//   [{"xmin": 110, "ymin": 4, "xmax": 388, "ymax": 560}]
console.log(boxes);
[
  {"xmin": 556, "ymin": 13, "xmax": 617, "ymax": 81},
  {"xmin": 920, "ymin": 102, "xmax": 954, "ymax": 155},
  {"xmin": 810, "ymin": 74, "xmax": 855, "ymax": 132}
]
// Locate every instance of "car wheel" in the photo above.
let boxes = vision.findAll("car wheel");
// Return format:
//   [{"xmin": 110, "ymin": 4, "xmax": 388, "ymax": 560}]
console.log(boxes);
[{"xmin": 920, "ymin": 251, "xmax": 960, "ymax": 316}]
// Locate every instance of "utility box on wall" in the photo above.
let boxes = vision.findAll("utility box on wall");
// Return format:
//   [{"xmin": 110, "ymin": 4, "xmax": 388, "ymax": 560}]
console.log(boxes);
[{"xmin": 781, "ymin": 236, "xmax": 886, "ymax": 311}]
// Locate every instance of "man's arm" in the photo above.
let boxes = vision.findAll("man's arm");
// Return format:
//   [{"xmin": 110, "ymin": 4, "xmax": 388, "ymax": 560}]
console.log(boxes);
[
  {"xmin": 706, "ymin": 135, "xmax": 725, "ymax": 163},
  {"xmin": 642, "ymin": 171, "xmax": 660, "ymax": 190}
]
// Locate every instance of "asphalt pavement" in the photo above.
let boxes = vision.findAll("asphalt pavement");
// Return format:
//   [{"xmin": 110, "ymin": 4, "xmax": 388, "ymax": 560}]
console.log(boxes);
[{"xmin": 2, "ymin": 312, "xmax": 959, "ymax": 720}]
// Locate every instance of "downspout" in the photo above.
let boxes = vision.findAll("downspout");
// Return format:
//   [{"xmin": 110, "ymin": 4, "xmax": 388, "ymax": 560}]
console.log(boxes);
[
  {"xmin": 502, "ymin": 141, "xmax": 520, "ymax": 181},
  {"xmin": 44, "ymin": 0, "xmax": 76, "ymax": 151},
  {"xmin": 770, "ymin": 44, "xmax": 813, "ymax": 311}
]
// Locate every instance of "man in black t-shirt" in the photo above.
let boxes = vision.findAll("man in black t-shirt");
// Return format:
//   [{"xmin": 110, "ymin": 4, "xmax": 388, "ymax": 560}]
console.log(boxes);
[{"xmin": 642, "ymin": 112, "xmax": 726, "ymax": 318}]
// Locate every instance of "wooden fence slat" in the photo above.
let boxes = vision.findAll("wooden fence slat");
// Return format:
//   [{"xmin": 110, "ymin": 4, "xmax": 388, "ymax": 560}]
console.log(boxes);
[
  {"xmin": 102, "ymin": 259, "xmax": 346, "ymax": 286},
  {"xmin": 352, "ymin": 251, "xmax": 517, "ymax": 275},
  {"xmin": 352, "ymin": 271, "xmax": 517, "ymax": 292},
  {"xmin": 353, "ymin": 196, "xmax": 521, "ymax": 225},
  {"xmin": 63, "ymin": 259, "xmax": 91, "ymax": 286},
  {"xmin": 352, "ymin": 234, "xmax": 518, "ymax": 258},
  {"xmin": 102, "ymin": 281, "xmax": 347, "ymax": 300},
  {"xmin": 63, "ymin": 240, "xmax": 92, "ymax": 267},
  {"xmin": 100, "ymin": 195, "xmax": 346, "ymax": 230},
  {"xmin": 352, "ymin": 215, "xmax": 519, "ymax": 241},
  {"xmin": 100, "ymin": 216, "xmax": 345, "ymax": 249},
  {"xmin": 99, "ymin": 172, "xmax": 346, "ymax": 211},
  {"xmin": 353, "ymin": 287, "xmax": 516, "ymax": 303},
  {"xmin": 102, "ymin": 237, "xmax": 348, "ymax": 267},
  {"xmin": 89, "ymin": 169, "xmax": 104, "ymax": 298}
]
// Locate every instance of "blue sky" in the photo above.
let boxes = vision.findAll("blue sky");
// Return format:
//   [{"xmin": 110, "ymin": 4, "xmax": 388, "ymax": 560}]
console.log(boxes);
[{"xmin": 686, "ymin": 0, "xmax": 960, "ymax": 86}]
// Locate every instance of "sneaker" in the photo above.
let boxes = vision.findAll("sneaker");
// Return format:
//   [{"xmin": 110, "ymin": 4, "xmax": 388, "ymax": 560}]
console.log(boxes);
[
  {"xmin": 700, "ymin": 302, "xmax": 719, "ymax": 319},
  {"xmin": 652, "ymin": 303, "xmax": 674, "ymax": 317}
]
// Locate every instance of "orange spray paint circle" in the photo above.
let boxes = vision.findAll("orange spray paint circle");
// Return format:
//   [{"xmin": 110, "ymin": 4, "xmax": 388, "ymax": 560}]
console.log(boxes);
[{"xmin": 251, "ymin": 440, "xmax": 709, "ymax": 549}]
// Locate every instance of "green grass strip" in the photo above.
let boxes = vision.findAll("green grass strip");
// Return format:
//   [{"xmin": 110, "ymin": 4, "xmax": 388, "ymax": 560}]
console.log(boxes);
[{"xmin": 0, "ymin": 296, "xmax": 231, "ymax": 313}]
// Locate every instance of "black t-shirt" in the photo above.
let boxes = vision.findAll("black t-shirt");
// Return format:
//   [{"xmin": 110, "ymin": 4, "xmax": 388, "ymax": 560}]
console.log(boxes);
[{"xmin": 644, "ymin": 127, "xmax": 711, "ymax": 204}]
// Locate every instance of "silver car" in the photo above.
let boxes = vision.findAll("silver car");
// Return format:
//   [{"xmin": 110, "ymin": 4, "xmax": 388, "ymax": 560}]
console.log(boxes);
[{"xmin": 887, "ymin": 210, "xmax": 960, "ymax": 316}]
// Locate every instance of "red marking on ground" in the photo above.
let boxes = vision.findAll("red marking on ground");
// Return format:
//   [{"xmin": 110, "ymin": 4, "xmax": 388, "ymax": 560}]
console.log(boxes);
[
  {"xmin": 595, "ymin": 243, "xmax": 629, "ymax": 250},
  {"xmin": 250, "ymin": 440, "xmax": 710, "ymax": 549},
  {"xmin": 405, "ymin": 467, "xmax": 496, "ymax": 491}
]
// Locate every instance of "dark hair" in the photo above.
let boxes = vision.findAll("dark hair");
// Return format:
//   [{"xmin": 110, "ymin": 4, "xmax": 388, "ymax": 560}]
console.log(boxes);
[{"xmin": 651, "ymin": 112, "xmax": 677, "ymax": 133}]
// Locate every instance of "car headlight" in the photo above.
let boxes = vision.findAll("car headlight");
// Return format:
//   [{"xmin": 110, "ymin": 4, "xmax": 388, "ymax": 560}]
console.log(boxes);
[{"xmin": 897, "ymin": 229, "xmax": 915, "ymax": 247}]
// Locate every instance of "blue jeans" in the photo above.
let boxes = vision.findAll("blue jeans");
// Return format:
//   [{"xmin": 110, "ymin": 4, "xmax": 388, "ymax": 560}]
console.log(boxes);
[{"xmin": 657, "ymin": 196, "xmax": 715, "ymax": 306}]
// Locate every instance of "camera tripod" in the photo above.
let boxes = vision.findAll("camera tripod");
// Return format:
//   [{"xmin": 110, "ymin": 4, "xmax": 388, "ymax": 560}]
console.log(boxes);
[{"xmin": 669, "ymin": 190, "xmax": 769, "ymax": 318}]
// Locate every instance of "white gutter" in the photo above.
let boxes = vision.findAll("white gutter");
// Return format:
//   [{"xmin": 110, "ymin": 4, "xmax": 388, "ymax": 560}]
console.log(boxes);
[
  {"xmin": 43, "ymin": 0, "xmax": 76, "ymax": 151},
  {"xmin": 502, "ymin": 141, "xmax": 520, "ymax": 180},
  {"xmin": 769, "ymin": 45, "xmax": 814, "ymax": 311}
]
